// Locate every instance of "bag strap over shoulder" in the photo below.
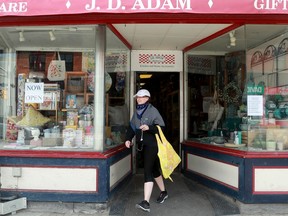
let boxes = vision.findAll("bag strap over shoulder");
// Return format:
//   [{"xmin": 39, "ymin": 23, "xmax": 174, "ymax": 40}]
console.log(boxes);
[
  {"xmin": 155, "ymin": 133, "xmax": 162, "ymax": 145},
  {"xmin": 156, "ymin": 125, "xmax": 168, "ymax": 145}
]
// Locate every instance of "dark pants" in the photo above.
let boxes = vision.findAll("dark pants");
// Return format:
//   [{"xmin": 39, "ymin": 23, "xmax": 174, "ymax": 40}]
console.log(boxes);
[{"xmin": 143, "ymin": 144, "xmax": 161, "ymax": 182}]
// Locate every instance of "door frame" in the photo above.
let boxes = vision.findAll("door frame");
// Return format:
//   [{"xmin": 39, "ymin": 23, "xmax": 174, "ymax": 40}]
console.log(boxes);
[{"xmin": 130, "ymin": 70, "xmax": 184, "ymax": 173}]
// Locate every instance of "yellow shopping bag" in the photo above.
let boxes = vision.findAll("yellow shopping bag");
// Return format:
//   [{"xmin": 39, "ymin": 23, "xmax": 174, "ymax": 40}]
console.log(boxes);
[{"xmin": 155, "ymin": 125, "xmax": 181, "ymax": 181}]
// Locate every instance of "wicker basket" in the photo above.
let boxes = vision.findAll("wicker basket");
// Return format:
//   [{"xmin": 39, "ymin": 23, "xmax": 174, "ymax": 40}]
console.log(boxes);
[{"xmin": 67, "ymin": 78, "xmax": 84, "ymax": 93}]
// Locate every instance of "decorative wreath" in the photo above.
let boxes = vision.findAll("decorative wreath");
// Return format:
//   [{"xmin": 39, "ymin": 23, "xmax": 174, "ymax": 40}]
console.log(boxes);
[{"xmin": 220, "ymin": 81, "xmax": 242, "ymax": 104}]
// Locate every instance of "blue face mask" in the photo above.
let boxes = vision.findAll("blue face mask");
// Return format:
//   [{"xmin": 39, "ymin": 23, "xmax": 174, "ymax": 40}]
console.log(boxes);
[{"xmin": 136, "ymin": 103, "xmax": 149, "ymax": 119}]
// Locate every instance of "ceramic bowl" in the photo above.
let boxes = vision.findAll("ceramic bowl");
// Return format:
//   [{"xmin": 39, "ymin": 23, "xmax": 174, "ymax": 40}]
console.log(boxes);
[{"xmin": 212, "ymin": 137, "xmax": 226, "ymax": 144}]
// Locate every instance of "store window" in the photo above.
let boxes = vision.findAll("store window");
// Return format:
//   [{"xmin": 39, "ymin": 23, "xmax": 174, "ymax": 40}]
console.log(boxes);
[
  {"xmin": 0, "ymin": 44, "xmax": 13, "ymax": 142},
  {"xmin": 186, "ymin": 24, "xmax": 288, "ymax": 152},
  {"xmin": 246, "ymin": 25, "xmax": 288, "ymax": 151},
  {"xmin": 0, "ymin": 25, "xmax": 130, "ymax": 151},
  {"xmin": 105, "ymin": 28, "xmax": 130, "ymax": 149}
]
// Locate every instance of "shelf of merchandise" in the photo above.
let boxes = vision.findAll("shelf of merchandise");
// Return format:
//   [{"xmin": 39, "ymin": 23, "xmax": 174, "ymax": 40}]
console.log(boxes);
[
  {"xmin": 64, "ymin": 71, "xmax": 90, "ymax": 106},
  {"xmin": 37, "ymin": 90, "xmax": 60, "ymax": 122}
]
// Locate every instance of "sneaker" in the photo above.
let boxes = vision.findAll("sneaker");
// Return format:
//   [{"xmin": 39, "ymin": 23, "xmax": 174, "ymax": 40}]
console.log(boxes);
[
  {"xmin": 136, "ymin": 200, "xmax": 150, "ymax": 212},
  {"xmin": 156, "ymin": 190, "xmax": 168, "ymax": 203}
]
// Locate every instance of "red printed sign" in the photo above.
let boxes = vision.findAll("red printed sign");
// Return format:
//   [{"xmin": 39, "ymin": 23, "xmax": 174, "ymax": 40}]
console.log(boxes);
[{"xmin": 1, "ymin": 0, "xmax": 288, "ymax": 16}]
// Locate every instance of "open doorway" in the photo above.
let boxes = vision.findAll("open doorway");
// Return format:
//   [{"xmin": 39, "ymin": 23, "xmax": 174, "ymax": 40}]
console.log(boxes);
[{"xmin": 135, "ymin": 72, "xmax": 180, "ymax": 168}]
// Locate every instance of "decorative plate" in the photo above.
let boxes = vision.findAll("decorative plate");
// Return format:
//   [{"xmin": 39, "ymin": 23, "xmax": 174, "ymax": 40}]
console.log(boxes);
[
  {"xmin": 105, "ymin": 72, "xmax": 112, "ymax": 92},
  {"xmin": 87, "ymin": 72, "xmax": 112, "ymax": 92}
]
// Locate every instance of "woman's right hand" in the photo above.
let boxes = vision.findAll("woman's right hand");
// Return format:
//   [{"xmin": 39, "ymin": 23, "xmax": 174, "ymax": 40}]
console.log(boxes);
[{"xmin": 125, "ymin": 140, "xmax": 132, "ymax": 148}]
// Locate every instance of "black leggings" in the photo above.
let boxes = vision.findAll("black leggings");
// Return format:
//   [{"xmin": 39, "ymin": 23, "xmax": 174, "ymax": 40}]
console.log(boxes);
[{"xmin": 143, "ymin": 144, "xmax": 161, "ymax": 182}]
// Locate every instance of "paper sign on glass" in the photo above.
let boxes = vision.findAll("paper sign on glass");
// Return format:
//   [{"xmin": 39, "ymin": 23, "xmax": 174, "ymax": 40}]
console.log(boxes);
[
  {"xmin": 247, "ymin": 95, "xmax": 263, "ymax": 116},
  {"xmin": 24, "ymin": 83, "xmax": 44, "ymax": 103}
]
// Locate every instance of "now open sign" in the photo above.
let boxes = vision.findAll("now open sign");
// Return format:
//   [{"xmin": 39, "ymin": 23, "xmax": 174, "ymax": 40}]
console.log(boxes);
[{"xmin": 24, "ymin": 82, "xmax": 44, "ymax": 103}]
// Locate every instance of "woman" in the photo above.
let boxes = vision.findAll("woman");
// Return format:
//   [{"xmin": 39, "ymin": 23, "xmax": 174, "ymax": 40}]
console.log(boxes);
[{"xmin": 125, "ymin": 89, "xmax": 168, "ymax": 213}]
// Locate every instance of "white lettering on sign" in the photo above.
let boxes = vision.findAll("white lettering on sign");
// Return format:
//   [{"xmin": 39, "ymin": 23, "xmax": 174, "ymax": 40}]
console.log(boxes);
[
  {"xmin": 4, "ymin": 0, "xmax": 288, "ymax": 15},
  {"xmin": 0, "ymin": 2, "xmax": 27, "ymax": 12},
  {"xmin": 247, "ymin": 86, "xmax": 263, "ymax": 94},
  {"xmin": 132, "ymin": 0, "xmax": 191, "ymax": 10},
  {"xmin": 254, "ymin": 0, "xmax": 288, "ymax": 10},
  {"xmin": 87, "ymin": 0, "xmax": 122, "ymax": 10},
  {"xmin": 86, "ymin": 0, "xmax": 192, "ymax": 11},
  {"xmin": 108, "ymin": 0, "xmax": 122, "ymax": 10}
]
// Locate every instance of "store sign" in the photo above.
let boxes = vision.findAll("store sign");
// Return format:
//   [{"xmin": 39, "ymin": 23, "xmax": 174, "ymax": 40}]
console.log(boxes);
[
  {"xmin": 247, "ymin": 85, "xmax": 264, "ymax": 95},
  {"xmin": 131, "ymin": 50, "xmax": 182, "ymax": 71},
  {"xmin": 24, "ymin": 82, "xmax": 44, "ymax": 103},
  {"xmin": 1, "ymin": 0, "xmax": 288, "ymax": 16}
]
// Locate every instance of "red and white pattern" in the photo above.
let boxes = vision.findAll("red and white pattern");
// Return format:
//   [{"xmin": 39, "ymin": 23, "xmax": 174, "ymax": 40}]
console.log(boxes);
[{"xmin": 139, "ymin": 54, "xmax": 175, "ymax": 65}]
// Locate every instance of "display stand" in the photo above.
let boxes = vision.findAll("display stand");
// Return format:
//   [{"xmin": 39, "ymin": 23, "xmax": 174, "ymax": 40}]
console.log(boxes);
[
  {"xmin": 37, "ymin": 90, "xmax": 59, "ymax": 122},
  {"xmin": 64, "ymin": 71, "xmax": 92, "ymax": 106}
]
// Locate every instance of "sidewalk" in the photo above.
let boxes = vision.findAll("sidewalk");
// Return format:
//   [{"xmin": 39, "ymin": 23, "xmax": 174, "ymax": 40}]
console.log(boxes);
[
  {"xmin": 8, "ymin": 172, "xmax": 288, "ymax": 216},
  {"xmin": 109, "ymin": 172, "xmax": 239, "ymax": 216}
]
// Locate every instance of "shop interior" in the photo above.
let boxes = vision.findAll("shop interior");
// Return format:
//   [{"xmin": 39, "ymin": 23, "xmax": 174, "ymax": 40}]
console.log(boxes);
[
  {"xmin": 136, "ymin": 72, "xmax": 180, "ymax": 145},
  {"xmin": 135, "ymin": 72, "xmax": 179, "ymax": 167}
]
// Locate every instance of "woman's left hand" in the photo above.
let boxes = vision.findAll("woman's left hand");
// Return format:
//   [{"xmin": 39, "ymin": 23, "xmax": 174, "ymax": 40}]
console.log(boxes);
[{"xmin": 139, "ymin": 124, "xmax": 149, "ymax": 131}]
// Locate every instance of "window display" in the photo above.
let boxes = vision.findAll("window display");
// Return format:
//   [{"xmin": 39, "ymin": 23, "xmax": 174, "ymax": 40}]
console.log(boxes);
[
  {"xmin": 0, "ymin": 25, "xmax": 130, "ymax": 151},
  {"xmin": 186, "ymin": 24, "xmax": 288, "ymax": 152}
]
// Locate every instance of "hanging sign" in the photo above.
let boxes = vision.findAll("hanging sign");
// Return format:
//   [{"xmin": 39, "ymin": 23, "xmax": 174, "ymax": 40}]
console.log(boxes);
[
  {"xmin": 247, "ymin": 85, "xmax": 264, "ymax": 95},
  {"xmin": 1, "ymin": 0, "xmax": 288, "ymax": 16},
  {"xmin": 24, "ymin": 82, "xmax": 44, "ymax": 103},
  {"xmin": 131, "ymin": 50, "xmax": 182, "ymax": 72}
]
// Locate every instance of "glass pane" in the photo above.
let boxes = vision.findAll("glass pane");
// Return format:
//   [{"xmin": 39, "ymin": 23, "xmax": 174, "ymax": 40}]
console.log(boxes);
[
  {"xmin": 0, "ymin": 25, "xmax": 100, "ymax": 151},
  {"xmin": 105, "ymin": 28, "xmax": 130, "ymax": 149},
  {"xmin": 185, "ymin": 24, "xmax": 288, "ymax": 152},
  {"xmin": 246, "ymin": 25, "xmax": 288, "ymax": 152}
]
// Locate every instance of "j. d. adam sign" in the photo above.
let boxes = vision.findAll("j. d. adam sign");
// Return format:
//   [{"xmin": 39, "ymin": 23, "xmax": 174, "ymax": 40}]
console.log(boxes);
[{"xmin": 1, "ymin": 0, "xmax": 288, "ymax": 16}]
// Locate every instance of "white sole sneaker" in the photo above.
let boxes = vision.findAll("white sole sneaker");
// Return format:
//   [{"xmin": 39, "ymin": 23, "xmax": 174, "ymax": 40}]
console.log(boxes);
[
  {"xmin": 158, "ymin": 194, "xmax": 168, "ymax": 204},
  {"xmin": 136, "ymin": 203, "xmax": 150, "ymax": 212}
]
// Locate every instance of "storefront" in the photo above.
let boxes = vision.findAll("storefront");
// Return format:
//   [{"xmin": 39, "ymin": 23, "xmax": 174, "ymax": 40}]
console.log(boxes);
[{"xmin": 1, "ymin": 0, "xmax": 288, "ymax": 207}]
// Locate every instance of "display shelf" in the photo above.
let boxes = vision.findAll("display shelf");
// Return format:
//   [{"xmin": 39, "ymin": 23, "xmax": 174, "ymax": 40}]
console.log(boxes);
[
  {"xmin": 64, "ymin": 71, "xmax": 91, "ymax": 106},
  {"xmin": 37, "ymin": 89, "xmax": 60, "ymax": 122}
]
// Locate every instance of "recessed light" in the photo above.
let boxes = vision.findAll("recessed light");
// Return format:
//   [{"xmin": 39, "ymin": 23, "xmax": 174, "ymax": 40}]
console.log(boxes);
[{"xmin": 140, "ymin": 74, "xmax": 152, "ymax": 79}]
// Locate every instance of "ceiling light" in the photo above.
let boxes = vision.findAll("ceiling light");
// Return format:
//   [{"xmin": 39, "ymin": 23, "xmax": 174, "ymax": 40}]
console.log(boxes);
[
  {"xmin": 19, "ymin": 31, "xmax": 25, "ymax": 42},
  {"xmin": 49, "ymin": 31, "xmax": 56, "ymax": 41},
  {"xmin": 229, "ymin": 31, "xmax": 236, "ymax": 46},
  {"xmin": 140, "ymin": 74, "xmax": 153, "ymax": 79}
]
